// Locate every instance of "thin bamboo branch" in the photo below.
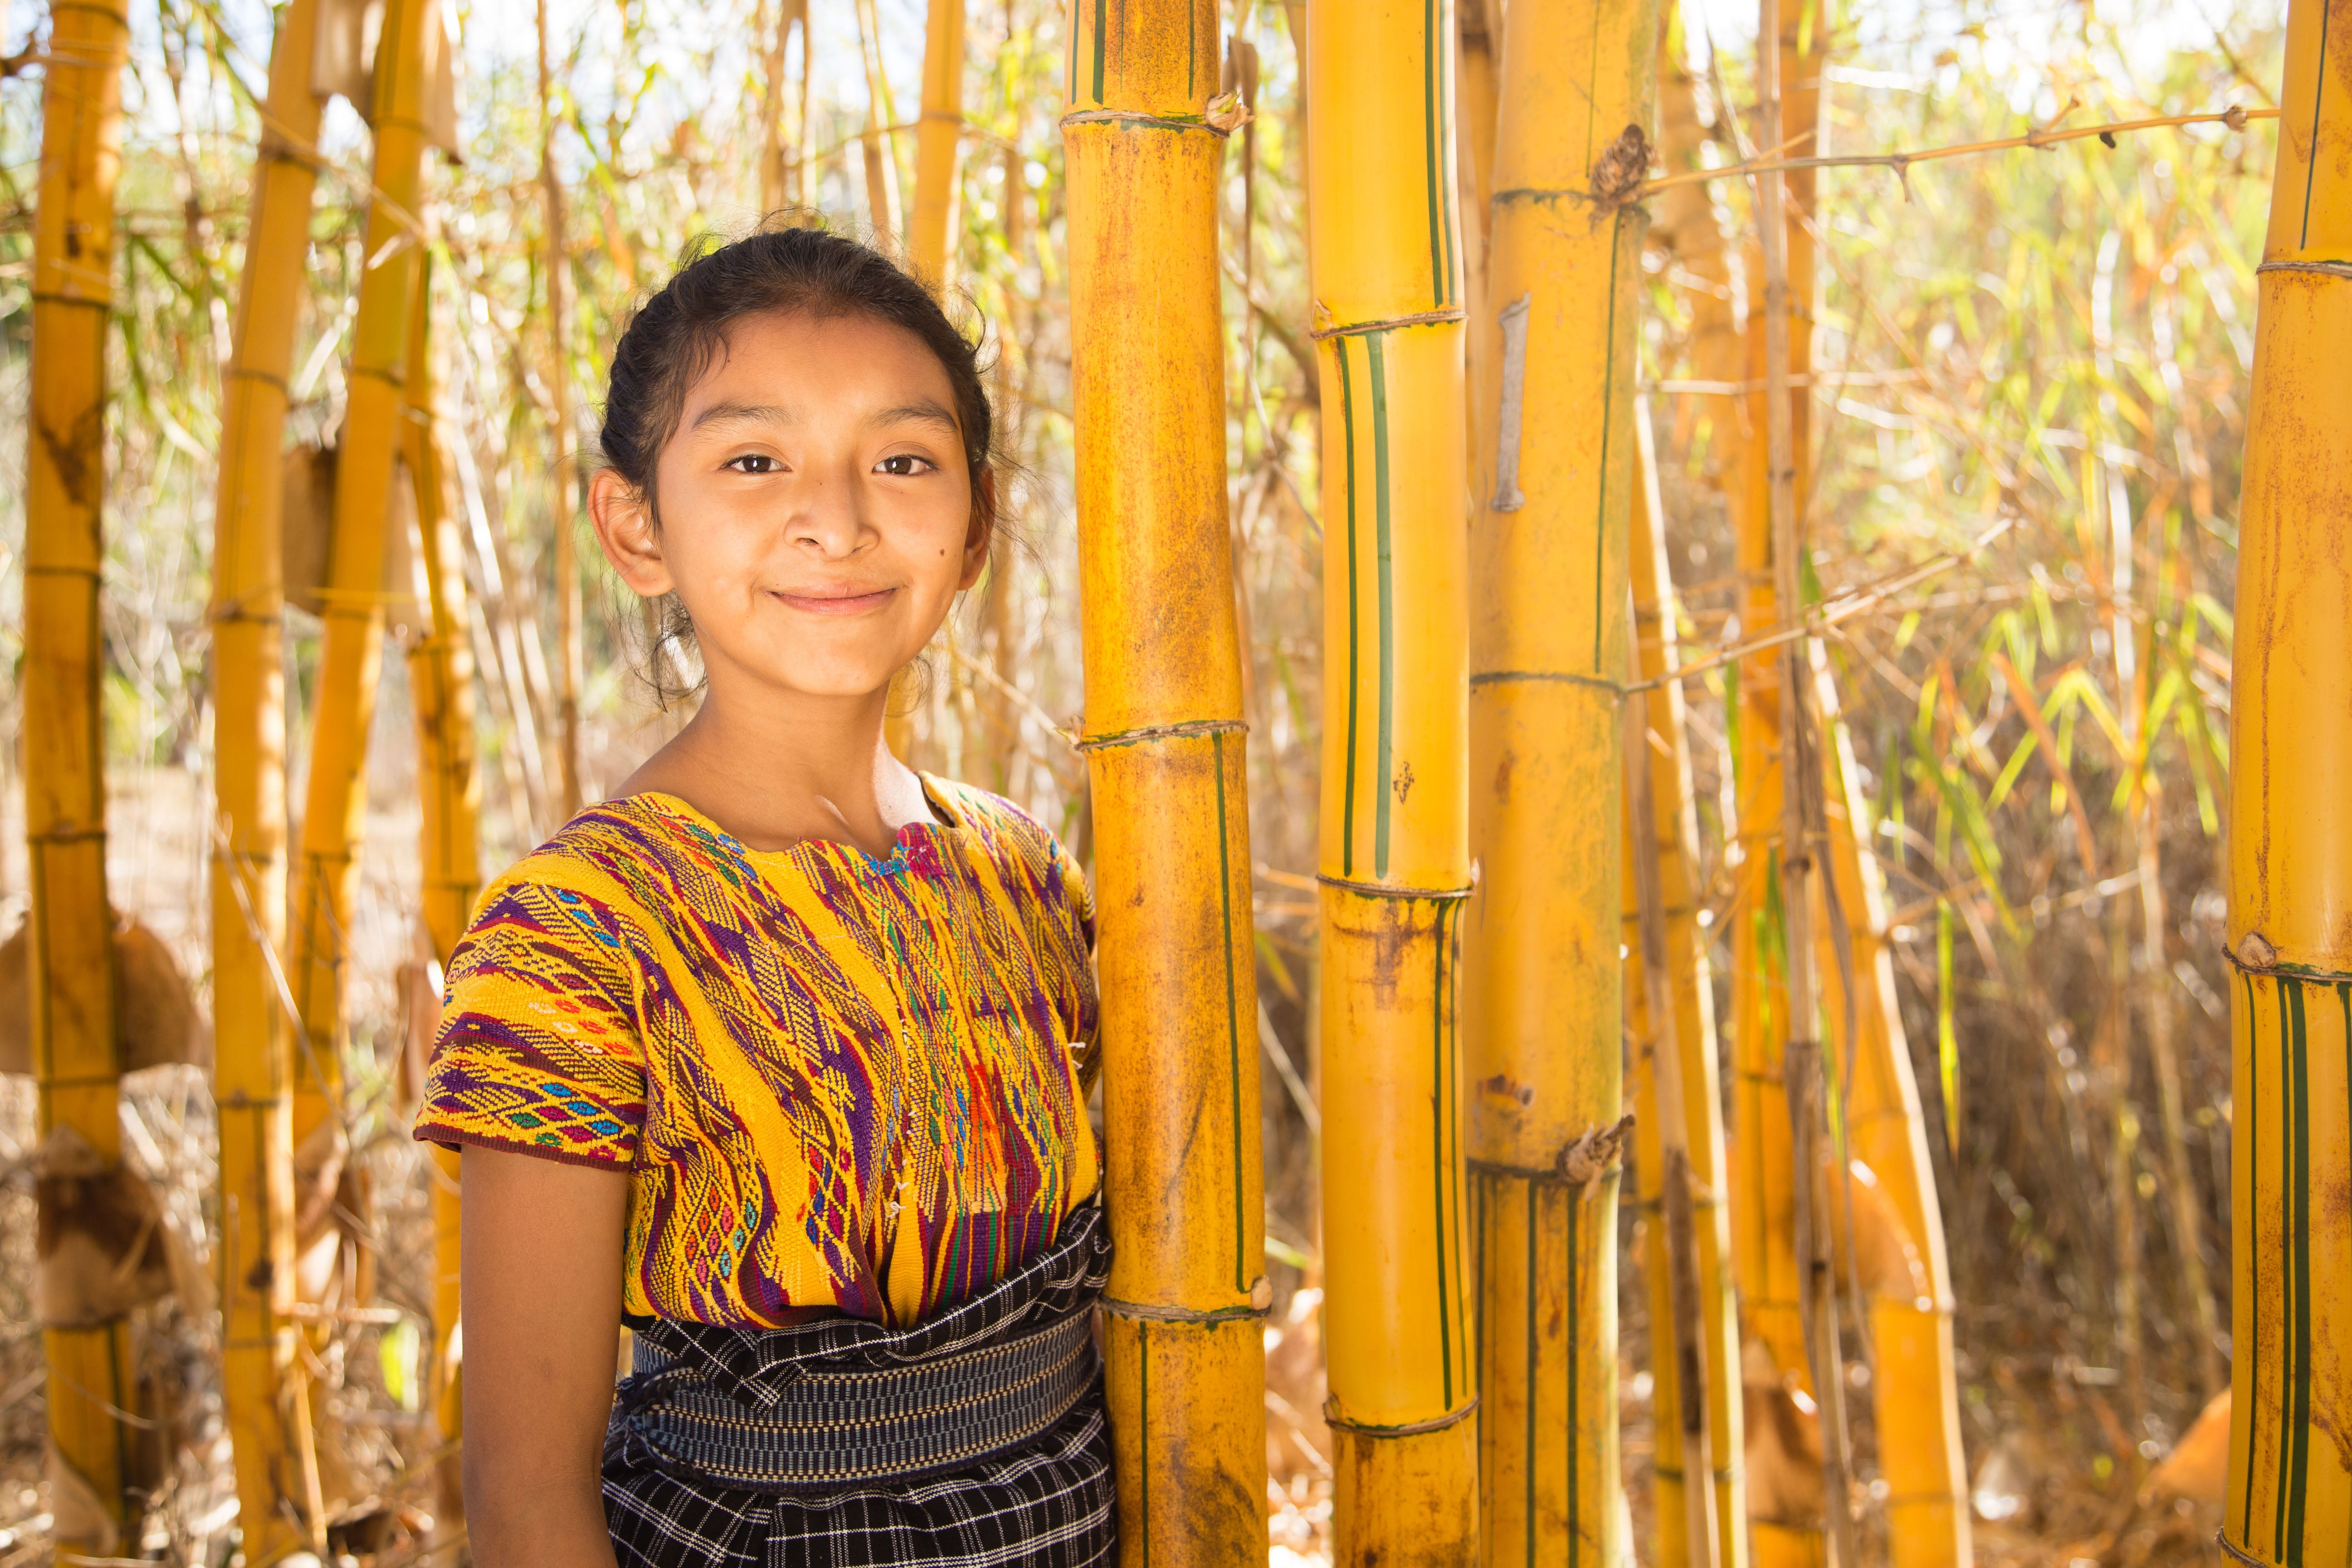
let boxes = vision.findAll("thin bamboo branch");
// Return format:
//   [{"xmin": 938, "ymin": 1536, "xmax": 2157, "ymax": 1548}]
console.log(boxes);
[{"xmin": 1639, "ymin": 104, "xmax": 2278, "ymax": 197}]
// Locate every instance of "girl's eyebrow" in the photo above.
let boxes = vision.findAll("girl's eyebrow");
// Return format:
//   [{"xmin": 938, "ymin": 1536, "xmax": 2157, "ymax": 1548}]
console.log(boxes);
[
  {"xmin": 690, "ymin": 401, "xmax": 794, "ymax": 431},
  {"xmin": 870, "ymin": 400, "xmax": 960, "ymax": 435}
]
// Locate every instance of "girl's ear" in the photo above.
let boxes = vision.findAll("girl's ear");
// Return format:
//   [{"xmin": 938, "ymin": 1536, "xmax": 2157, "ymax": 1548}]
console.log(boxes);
[
  {"xmin": 591, "ymin": 468, "xmax": 674, "ymax": 599},
  {"xmin": 957, "ymin": 465, "xmax": 997, "ymax": 592}
]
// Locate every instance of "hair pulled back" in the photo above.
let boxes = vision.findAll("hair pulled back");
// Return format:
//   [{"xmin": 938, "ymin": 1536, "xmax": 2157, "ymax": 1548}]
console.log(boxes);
[{"xmin": 599, "ymin": 224, "xmax": 994, "ymax": 515}]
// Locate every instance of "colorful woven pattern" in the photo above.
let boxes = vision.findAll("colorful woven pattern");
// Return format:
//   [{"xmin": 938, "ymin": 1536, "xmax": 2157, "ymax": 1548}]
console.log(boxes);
[{"xmin": 414, "ymin": 780, "xmax": 1100, "ymax": 1328}]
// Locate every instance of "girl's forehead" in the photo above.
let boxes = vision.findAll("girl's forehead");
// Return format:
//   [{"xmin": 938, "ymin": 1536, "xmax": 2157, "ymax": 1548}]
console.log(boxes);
[{"xmin": 687, "ymin": 312, "xmax": 957, "ymax": 404}]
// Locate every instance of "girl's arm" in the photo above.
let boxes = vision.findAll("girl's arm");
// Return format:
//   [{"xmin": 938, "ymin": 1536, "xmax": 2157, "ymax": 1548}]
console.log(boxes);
[{"xmin": 460, "ymin": 1148, "xmax": 632, "ymax": 1568}]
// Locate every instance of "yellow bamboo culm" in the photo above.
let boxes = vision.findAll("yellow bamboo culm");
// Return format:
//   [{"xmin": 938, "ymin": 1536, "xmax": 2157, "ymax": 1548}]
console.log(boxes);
[
  {"xmin": 286, "ymin": 0, "xmax": 438, "ymax": 1152},
  {"xmin": 208, "ymin": 0, "xmax": 329, "ymax": 1553},
  {"xmin": 2222, "ymin": 1, "xmax": 2352, "ymax": 1558},
  {"xmin": 1810, "ymin": 662, "xmax": 1971, "ymax": 1568},
  {"xmin": 909, "ymin": 0, "xmax": 965, "ymax": 287},
  {"xmin": 1622, "ymin": 407, "xmax": 1746, "ymax": 1568},
  {"xmin": 1464, "ymin": 0, "xmax": 1655, "ymax": 1558},
  {"xmin": 25, "ymin": 0, "xmax": 136, "ymax": 1551},
  {"xmin": 1061, "ymin": 6, "xmax": 1269, "ymax": 1560},
  {"xmin": 1304, "ymin": 0, "xmax": 1476, "ymax": 1560},
  {"xmin": 398, "ymin": 253, "xmax": 483, "ymax": 1526},
  {"xmin": 1725, "ymin": 7, "xmax": 1820, "ymax": 1564}
]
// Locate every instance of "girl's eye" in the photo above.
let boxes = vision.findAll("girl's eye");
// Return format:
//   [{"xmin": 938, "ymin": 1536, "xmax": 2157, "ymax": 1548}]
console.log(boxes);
[
  {"xmin": 726, "ymin": 454, "xmax": 781, "ymax": 475},
  {"xmin": 875, "ymin": 453, "xmax": 935, "ymax": 477}
]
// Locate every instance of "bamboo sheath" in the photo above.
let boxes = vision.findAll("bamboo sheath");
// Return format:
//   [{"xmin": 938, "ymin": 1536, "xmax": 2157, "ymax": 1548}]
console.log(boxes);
[
  {"xmin": 1304, "ymin": 1, "xmax": 1477, "ymax": 1560},
  {"xmin": 2223, "ymin": 1, "xmax": 2352, "ymax": 1558},
  {"xmin": 399, "ymin": 257, "xmax": 483, "ymax": 1491},
  {"xmin": 1809, "ymin": 663, "xmax": 1971, "ymax": 1568},
  {"xmin": 26, "ymin": 0, "xmax": 136, "ymax": 1549},
  {"xmin": 1465, "ymin": 0, "xmax": 1654, "ymax": 1558},
  {"xmin": 1621, "ymin": 411, "xmax": 1746, "ymax": 1568},
  {"xmin": 208, "ymin": 0, "xmax": 328, "ymax": 1553},
  {"xmin": 286, "ymin": 0, "xmax": 436, "ymax": 1133},
  {"xmin": 909, "ymin": 0, "xmax": 965, "ymax": 285},
  {"xmin": 1061, "ymin": 7, "xmax": 1268, "ymax": 1559},
  {"xmin": 1726, "ymin": 16, "xmax": 1819, "ymax": 1568}
]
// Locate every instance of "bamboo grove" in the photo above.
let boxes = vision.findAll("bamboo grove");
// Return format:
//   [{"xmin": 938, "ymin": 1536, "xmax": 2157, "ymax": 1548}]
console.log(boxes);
[{"xmin": 0, "ymin": 0, "xmax": 2329, "ymax": 1562}]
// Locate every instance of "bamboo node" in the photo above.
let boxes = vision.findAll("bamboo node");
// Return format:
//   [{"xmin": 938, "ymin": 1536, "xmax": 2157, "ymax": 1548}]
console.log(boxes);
[
  {"xmin": 1072, "ymin": 717, "xmax": 1246, "ymax": 753},
  {"xmin": 1320, "ymin": 1398, "xmax": 1478, "ymax": 1438},
  {"xmin": 2216, "ymin": 1531, "xmax": 2267, "ymax": 1567},
  {"xmin": 1315, "ymin": 872, "xmax": 1474, "ymax": 901},
  {"xmin": 2234, "ymin": 931, "xmax": 2277, "ymax": 970},
  {"xmin": 1555, "ymin": 1113, "xmax": 1636, "ymax": 1199},
  {"xmin": 2256, "ymin": 258, "xmax": 2352, "ymax": 281},
  {"xmin": 1057, "ymin": 108, "xmax": 1234, "ymax": 138},
  {"xmin": 1099, "ymin": 1294, "xmax": 1268, "ymax": 1324},
  {"xmin": 1306, "ymin": 307, "xmax": 1467, "ymax": 341}
]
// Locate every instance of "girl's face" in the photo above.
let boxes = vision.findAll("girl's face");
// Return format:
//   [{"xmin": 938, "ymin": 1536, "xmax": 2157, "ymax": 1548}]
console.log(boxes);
[{"xmin": 591, "ymin": 310, "xmax": 989, "ymax": 710}]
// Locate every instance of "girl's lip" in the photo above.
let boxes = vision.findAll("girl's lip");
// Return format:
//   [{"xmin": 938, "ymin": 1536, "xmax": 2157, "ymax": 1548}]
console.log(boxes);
[{"xmin": 771, "ymin": 587, "xmax": 897, "ymax": 616}]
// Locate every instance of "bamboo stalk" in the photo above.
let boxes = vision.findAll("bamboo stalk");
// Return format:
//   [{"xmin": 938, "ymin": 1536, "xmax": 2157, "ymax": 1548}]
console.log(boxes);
[
  {"xmin": 1622, "ymin": 405, "xmax": 1746, "ymax": 1568},
  {"xmin": 908, "ymin": 0, "xmax": 964, "ymax": 286},
  {"xmin": 25, "ymin": 0, "xmax": 136, "ymax": 1549},
  {"xmin": 1627, "ymin": 673, "xmax": 1722, "ymax": 1568},
  {"xmin": 1737, "ymin": 0, "xmax": 1859, "ymax": 1558},
  {"xmin": 2221, "ymin": 0, "xmax": 2352, "ymax": 1557},
  {"xmin": 1306, "ymin": 0, "xmax": 1475, "ymax": 1558},
  {"xmin": 759, "ymin": 0, "xmax": 808, "ymax": 215},
  {"xmin": 400, "ymin": 252, "xmax": 481, "ymax": 1535},
  {"xmin": 1810, "ymin": 655, "xmax": 1972, "ymax": 1568},
  {"xmin": 208, "ymin": 0, "xmax": 326, "ymax": 1552},
  {"xmin": 1061, "ymin": 5, "xmax": 1268, "ymax": 1559},
  {"xmin": 1650, "ymin": 0, "xmax": 1745, "ymax": 505},
  {"xmin": 1455, "ymin": 0, "xmax": 1498, "ymax": 492},
  {"xmin": 285, "ymin": 0, "xmax": 437, "ymax": 1255},
  {"xmin": 1464, "ymin": 0, "xmax": 1654, "ymax": 1557},
  {"xmin": 538, "ymin": 0, "xmax": 583, "ymax": 820}
]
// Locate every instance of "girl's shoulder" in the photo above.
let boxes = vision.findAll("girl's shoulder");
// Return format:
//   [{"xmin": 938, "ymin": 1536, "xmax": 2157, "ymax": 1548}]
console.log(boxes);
[
  {"xmin": 460, "ymin": 795, "xmax": 725, "ymax": 945},
  {"xmin": 922, "ymin": 777, "xmax": 1092, "ymax": 917}
]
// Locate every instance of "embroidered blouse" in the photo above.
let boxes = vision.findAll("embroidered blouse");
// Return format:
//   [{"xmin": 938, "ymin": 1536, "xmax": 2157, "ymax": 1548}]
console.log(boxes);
[{"xmin": 412, "ymin": 780, "xmax": 1100, "ymax": 1330}]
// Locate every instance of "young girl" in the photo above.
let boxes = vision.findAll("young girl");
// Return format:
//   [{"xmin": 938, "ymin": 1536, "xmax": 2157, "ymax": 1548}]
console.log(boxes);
[{"xmin": 413, "ymin": 228, "xmax": 1112, "ymax": 1567}]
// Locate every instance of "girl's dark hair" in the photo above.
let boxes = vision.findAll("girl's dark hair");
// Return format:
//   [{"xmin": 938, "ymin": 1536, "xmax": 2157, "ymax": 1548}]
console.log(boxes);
[{"xmin": 599, "ymin": 223, "xmax": 997, "ymax": 703}]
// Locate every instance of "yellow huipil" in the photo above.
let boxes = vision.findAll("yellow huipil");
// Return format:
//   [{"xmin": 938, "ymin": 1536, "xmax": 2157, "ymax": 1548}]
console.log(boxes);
[
  {"xmin": 2222, "ymin": 2, "xmax": 2352, "ymax": 1559},
  {"xmin": 1621, "ymin": 411, "xmax": 1745, "ymax": 1568},
  {"xmin": 1061, "ymin": 5, "xmax": 1269, "ymax": 1560},
  {"xmin": 209, "ymin": 0, "xmax": 330, "ymax": 1551},
  {"xmin": 25, "ymin": 0, "xmax": 136, "ymax": 1548},
  {"xmin": 1810, "ymin": 661, "xmax": 1971, "ymax": 1568},
  {"xmin": 1305, "ymin": 0, "xmax": 1476, "ymax": 1561},
  {"xmin": 397, "ymin": 257, "xmax": 482, "ymax": 1490},
  {"xmin": 1464, "ymin": 0, "xmax": 1655, "ymax": 1558},
  {"xmin": 1724, "ymin": 9, "xmax": 1818, "ymax": 1566},
  {"xmin": 909, "ymin": 0, "xmax": 965, "ymax": 287},
  {"xmin": 285, "ymin": 0, "xmax": 438, "ymax": 1147}
]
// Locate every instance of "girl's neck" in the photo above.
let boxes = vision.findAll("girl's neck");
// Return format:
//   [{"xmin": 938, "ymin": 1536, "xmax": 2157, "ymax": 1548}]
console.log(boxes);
[{"xmin": 612, "ymin": 674, "xmax": 935, "ymax": 859}]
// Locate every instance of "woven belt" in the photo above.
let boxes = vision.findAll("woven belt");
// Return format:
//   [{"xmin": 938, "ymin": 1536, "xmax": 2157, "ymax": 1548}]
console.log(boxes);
[{"xmin": 615, "ymin": 1299, "xmax": 1100, "ymax": 1493}]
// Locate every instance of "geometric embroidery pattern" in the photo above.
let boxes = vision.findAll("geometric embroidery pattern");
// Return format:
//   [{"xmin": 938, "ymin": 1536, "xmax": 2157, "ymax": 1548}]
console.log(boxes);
[{"xmin": 414, "ymin": 779, "xmax": 1099, "ymax": 1330}]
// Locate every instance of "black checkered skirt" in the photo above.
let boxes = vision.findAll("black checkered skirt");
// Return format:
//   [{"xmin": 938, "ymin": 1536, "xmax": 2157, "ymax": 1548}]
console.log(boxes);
[{"xmin": 602, "ymin": 1204, "xmax": 1117, "ymax": 1568}]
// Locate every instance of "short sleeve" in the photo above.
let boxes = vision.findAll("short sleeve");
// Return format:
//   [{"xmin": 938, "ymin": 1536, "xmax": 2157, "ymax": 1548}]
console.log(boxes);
[{"xmin": 413, "ymin": 876, "xmax": 649, "ymax": 1170}]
